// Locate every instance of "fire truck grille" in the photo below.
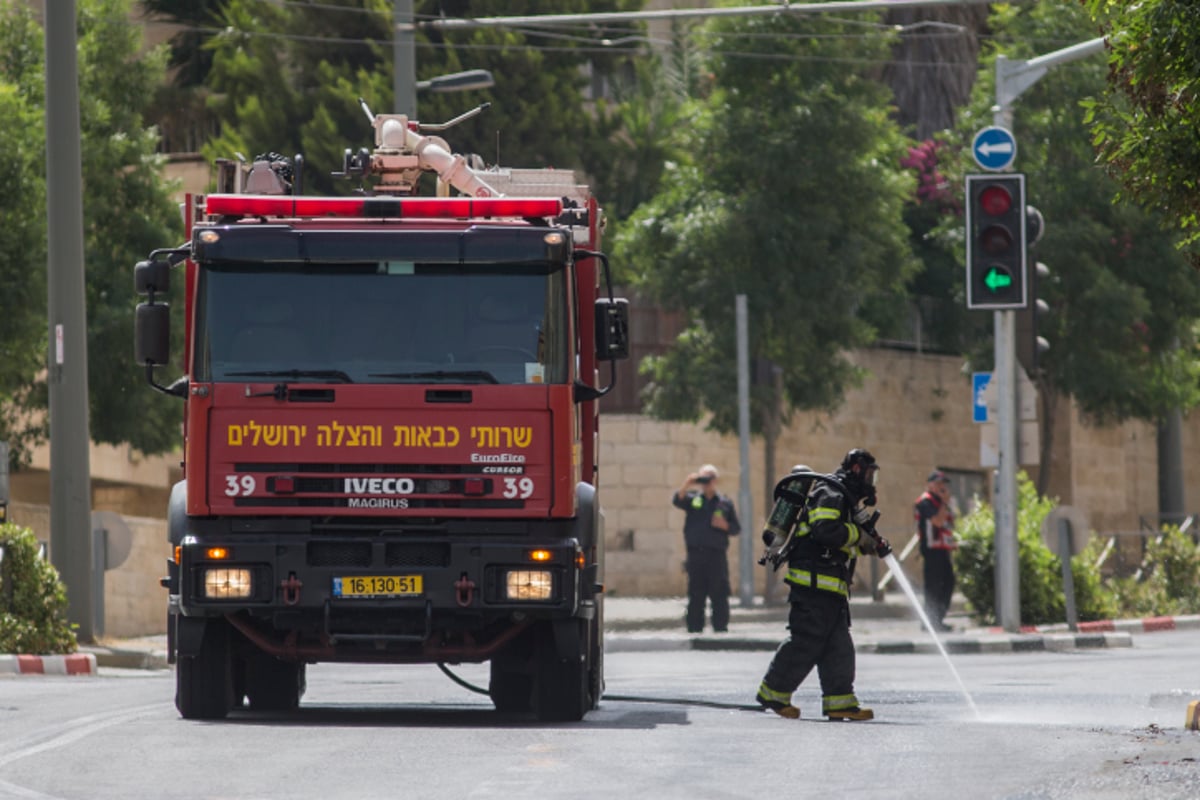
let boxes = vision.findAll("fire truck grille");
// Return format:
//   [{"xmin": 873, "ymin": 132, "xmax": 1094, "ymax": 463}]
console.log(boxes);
[
  {"xmin": 307, "ymin": 541, "xmax": 372, "ymax": 567},
  {"xmin": 385, "ymin": 542, "xmax": 450, "ymax": 567}
]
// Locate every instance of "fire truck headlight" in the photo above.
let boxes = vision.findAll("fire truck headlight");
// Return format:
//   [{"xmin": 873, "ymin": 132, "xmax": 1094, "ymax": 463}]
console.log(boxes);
[
  {"xmin": 505, "ymin": 570, "xmax": 553, "ymax": 601},
  {"xmin": 203, "ymin": 567, "xmax": 253, "ymax": 599}
]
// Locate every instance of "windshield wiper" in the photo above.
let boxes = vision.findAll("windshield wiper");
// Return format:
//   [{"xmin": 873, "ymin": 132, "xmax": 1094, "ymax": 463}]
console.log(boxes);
[
  {"xmin": 226, "ymin": 369, "xmax": 354, "ymax": 383},
  {"xmin": 368, "ymin": 370, "xmax": 500, "ymax": 385}
]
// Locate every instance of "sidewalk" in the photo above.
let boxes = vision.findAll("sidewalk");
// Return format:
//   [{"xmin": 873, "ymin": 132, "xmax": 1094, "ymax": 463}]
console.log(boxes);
[
  {"xmin": 53, "ymin": 592, "xmax": 1136, "ymax": 673},
  {"xmin": 599, "ymin": 594, "xmax": 1134, "ymax": 655}
]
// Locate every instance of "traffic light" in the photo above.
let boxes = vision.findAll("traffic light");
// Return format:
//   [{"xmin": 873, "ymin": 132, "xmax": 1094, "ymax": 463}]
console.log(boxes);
[
  {"xmin": 1015, "ymin": 205, "xmax": 1050, "ymax": 373},
  {"xmin": 965, "ymin": 174, "xmax": 1027, "ymax": 310}
]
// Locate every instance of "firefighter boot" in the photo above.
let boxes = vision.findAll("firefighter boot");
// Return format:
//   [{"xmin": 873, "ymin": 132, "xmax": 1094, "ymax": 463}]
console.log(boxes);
[
  {"xmin": 825, "ymin": 706, "xmax": 874, "ymax": 721},
  {"xmin": 823, "ymin": 694, "xmax": 874, "ymax": 721},
  {"xmin": 756, "ymin": 684, "xmax": 800, "ymax": 720}
]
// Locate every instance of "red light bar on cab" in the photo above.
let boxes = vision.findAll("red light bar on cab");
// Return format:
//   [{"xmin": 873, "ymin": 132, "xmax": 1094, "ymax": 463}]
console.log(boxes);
[{"xmin": 205, "ymin": 194, "xmax": 563, "ymax": 219}]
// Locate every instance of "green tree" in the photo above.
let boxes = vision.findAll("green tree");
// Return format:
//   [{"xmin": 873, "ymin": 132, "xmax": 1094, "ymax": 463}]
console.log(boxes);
[
  {"xmin": 0, "ymin": 0, "xmax": 184, "ymax": 462},
  {"xmin": 1083, "ymin": 0, "xmax": 1200, "ymax": 254},
  {"xmin": 937, "ymin": 3, "xmax": 1200, "ymax": 492},
  {"xmin": 0, "ymin": 4, "xmax": 48, "ymax": 464},
  {"xmin": 78, "ymin": 0, "xmax": 186, "ymax": 454},
  {"xmin": 616, "ymin": 12, "xmax": 918, "ymax": 487},
  {"xmin": 159, "ymin": 1, "xmax": 637, "ymax": 194}
]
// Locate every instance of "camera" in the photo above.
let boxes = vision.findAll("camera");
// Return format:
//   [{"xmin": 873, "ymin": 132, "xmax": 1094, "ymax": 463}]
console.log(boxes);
[{"xmin": 696, "ymin": 475, "xmax": 713, "ymax": 484}]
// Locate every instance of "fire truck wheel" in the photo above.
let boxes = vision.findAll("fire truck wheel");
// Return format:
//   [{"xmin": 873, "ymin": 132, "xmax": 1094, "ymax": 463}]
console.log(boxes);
[
  {"xmin": 532, "ymin": 621, "xmax": 589, "ymax": 722},
  {"xmin": 489, "ymin": 635, "xmax": 534, "ymax": 712},
  {"xmin": 245, "ymin": 652, "xmax": 306, "ymax": 712},
  {"xmin": 489, "ymin": 667, "xmax": 533, "ymax": 713},
  {"xmin": 175, "ymin": 618, "xmax": 235, "ymax": 720},
  {"xmin": 587, "ymin": 612, "xmax": 603, "ymax": 711}
]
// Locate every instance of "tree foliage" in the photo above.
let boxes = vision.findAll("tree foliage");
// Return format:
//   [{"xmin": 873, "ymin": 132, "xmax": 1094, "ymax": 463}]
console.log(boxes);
[
  {"xmin": 0, "ymin": 0, "xmax": 183, "ymax": 463},
  {"xmin": 941, "ymin": 2, "xmax": 1200, "ymax": 428},
  {"xmin": 0, "ymin": 523, "xmax": 77, "ymax": 655},
  {"xmin": 156, "ymin": 1, "xmax": 637, "ymax": 194},
  {"xmin": 0, "ymin": 4, "xmax": 48, "ymax": 464},
  {"xmin": 1083, "ymin": 0, "xmax": 1200, "ymax": 253},
  {"xmin": 616, "ymin": 13, "xmax": 918, "ymax": 434}
]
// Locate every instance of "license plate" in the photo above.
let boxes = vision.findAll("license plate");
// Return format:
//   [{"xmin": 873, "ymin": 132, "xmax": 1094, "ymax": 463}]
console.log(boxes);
[{"xmin": 332, "ymin": 575, "xmax": 423, "ymax": 598}]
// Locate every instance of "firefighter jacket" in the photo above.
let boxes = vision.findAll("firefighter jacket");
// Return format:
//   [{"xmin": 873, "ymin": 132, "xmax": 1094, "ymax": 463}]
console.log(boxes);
[
  {"xmin": 784, "ymin": 478, "xmax": 868, "ymax": 598},
  {"xmin": 915, "ymin": 491, "xmax": 957, "ymax": 554}
]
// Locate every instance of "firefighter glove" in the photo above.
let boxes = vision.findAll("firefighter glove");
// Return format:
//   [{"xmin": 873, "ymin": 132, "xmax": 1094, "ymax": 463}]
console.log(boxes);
[
  {"xmin": 857, "ymin": 528, "xmax": 877, "ymax": 555},
  {"xmin": 852, "ymin": 504, "xmax": 874, "ymax": 527},
  {"xmin": 874, "ymin": 534, "xmax": 893, "ymax": 558}
]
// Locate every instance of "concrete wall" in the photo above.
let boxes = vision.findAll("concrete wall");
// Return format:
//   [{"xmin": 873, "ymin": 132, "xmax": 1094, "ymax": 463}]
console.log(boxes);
[
  {"xmin": 6, "ymin": 502, "xmax": 167, "ymax": 639},
  {"xmin": 598, "ymin": 348, "xmax": 1183, "ymax": 599}
]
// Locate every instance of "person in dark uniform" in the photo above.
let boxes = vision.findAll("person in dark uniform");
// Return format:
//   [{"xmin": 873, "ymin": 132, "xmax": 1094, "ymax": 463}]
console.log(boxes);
[
  {"xmin": 916, "ymin": 470, "xmax": 957, "ymax": 632},
  {"xmin": 755, "ymin": 449, "xmax": 890, "ymax": 720},
  {"xmin": 672, "ymin": 464, "xmax": 741, "ymax": 633}
]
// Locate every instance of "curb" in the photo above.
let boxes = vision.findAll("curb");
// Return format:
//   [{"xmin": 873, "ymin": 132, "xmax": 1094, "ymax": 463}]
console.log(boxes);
[
  {"xmin": 605, "ymin": 631, "xmax": 1133, "ymax": 654},
  {"xmin": 992, "ymin": 614, "xmax": 1200, "ymax": 636},
  {"xmin": 0, "ymin": 653, "xmax": 97, "ymax": 676},
  {"xmin": 82, "ymin": 647, "xmax": 170, "ymax": 671}
]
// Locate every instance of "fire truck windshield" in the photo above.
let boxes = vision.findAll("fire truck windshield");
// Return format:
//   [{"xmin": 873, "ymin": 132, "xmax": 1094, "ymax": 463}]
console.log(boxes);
[{"xmin": 193, "ymin": 261, "xmax": 568, "ymax": 386}]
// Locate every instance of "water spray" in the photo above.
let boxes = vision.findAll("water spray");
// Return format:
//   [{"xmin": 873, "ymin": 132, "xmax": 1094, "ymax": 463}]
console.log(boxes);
[{"xmin": 883, "ymin": 552, "xmax": 980, "ymax": 719}]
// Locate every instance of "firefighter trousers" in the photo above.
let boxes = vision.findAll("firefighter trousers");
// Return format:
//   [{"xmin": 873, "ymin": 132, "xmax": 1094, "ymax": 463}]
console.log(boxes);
[
  {"xmin": 922, "ymin": 548, "xmax": 955, "ymax": 627},
  {"xmin": 758, "ymin": 587, "xmax": 859, "ymax": 712}
]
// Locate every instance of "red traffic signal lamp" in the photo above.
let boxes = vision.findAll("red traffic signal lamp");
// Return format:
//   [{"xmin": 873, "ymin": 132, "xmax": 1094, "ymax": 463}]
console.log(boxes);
[{"xmin": 966, "ymin": 174, "xmax": 1027, "ymax": 310}]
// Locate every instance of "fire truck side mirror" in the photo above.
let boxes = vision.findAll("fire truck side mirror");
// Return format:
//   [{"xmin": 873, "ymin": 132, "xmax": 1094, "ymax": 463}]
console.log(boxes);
[
  {"xmin": 134, "ymin": 259, "xmax": 171, "ymax": 296},
  {"xmin": 135, "ymin": 302, "xmax": 171, "ymax": 366},
  {"xmin": 594, "ymin": 297, "xmax": 629, "ymax": 361}
]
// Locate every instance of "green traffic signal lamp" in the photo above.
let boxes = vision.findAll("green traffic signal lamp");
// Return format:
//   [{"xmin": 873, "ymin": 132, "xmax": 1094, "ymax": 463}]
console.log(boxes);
[{"xmin": 965, "ymin": 174, "xmax": 1028, "ymax": 310}]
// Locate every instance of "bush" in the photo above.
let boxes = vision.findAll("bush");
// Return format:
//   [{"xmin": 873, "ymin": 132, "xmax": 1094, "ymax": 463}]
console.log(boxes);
[
  {"xmin": 954, "ymin": 472, "xmax": 1114, "ymax": 626},
  {"xmin": 0, "ymin": 523, "xmax": 77, "ymax": 654},
  {"xmin": 1109, "ymin": 527, "xmax": 1200, "ymax": 616}
]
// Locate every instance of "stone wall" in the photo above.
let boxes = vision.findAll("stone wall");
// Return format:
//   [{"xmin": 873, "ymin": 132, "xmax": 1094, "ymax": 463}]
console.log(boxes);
[
  {"xmin": 6, "ymin": 502, "xmax": 167, "ymax": 640},
  {"xmin": 598, "ymin": 348, "xmax": 1182, "ymax": 598}
]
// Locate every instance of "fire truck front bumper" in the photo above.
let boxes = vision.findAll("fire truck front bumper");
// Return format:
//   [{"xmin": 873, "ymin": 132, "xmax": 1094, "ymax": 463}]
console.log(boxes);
[{"xmin": 171, "ymin": 533, "xmax": 591, "ymax": 648}]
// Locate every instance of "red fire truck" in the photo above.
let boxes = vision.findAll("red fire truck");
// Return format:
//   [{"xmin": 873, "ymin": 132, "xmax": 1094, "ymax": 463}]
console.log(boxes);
[{"xmin": 135, "ymin": 104, "xmax": 628, "ymax": 721}]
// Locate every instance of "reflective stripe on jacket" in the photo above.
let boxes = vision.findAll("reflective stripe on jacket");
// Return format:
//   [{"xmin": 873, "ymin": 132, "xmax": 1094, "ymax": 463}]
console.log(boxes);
[{"xmin": 784, "ymin": 567, "xmax": 849, "ymax": 597}]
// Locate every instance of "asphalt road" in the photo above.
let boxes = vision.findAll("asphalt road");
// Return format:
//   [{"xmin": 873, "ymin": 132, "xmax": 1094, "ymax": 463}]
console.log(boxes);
[{"xmin": 1, "ymin": 631, "xmax": 1198, "ymax": 799}]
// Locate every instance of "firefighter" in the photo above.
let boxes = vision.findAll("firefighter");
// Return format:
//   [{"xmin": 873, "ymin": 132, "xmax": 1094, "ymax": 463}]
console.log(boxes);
[{"xmin": 754, "ymin": 449, "xmax": 890, "ymax": 721}]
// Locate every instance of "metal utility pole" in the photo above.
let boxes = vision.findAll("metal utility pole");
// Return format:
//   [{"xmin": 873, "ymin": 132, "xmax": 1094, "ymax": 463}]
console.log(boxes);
[
  {"xmin": 735, "ymin": 296, "xmax": 754, "ymax": 607},
  {"xmin": 393, "ymin": 0, "xmax": 417, "ymax": 118},
  {"xmin": 990, "ymin": 37, "xmax": 1104, "ymax": 632},
  {"xmin": 45, "ymin": 1, "xmax": 94, "ymax": 642}
]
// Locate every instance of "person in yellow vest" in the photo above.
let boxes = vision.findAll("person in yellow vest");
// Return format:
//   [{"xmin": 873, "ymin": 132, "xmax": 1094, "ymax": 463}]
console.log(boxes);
[
  {"xmin": 755, "ymin": 449, "xmax": 890, "ymax": 720},
  {"xmin": 672, "ymin": 464, "xmax": 741, "ymax": 633}
]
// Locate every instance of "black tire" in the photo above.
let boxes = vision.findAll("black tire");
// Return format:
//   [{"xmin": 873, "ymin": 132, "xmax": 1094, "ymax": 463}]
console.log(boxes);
[
  {"xmin": 175, "ymin": 618, "xmax": 235, "ymax": 720},
  {"xmin": 489, "ymin": 666, "xmax": 534, "ymax": 713},
  {"xmin": 244, "ymin": 652, "xmax": 306, "ymax": 712},
  {"xmin": 533, "ymin": 621, "xmax": 589, "ymax": 722},
  {"xmin": 489, "ymin": 634, "xmax": 534, "ymax": 713},
  {"xmin": 587, "ymin": 608, "xmax": 604, "ymax": 711}
]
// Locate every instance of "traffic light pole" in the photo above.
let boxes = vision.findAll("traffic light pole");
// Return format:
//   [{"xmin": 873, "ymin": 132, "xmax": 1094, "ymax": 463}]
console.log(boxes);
[{"xmin": 990, "ymin": 37, "xmax": 1104, "ymax": 633}]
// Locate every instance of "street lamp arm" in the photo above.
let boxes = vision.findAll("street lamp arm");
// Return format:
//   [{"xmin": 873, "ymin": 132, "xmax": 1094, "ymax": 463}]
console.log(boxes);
[{"xmin": 994, "ymin": 38, "xmax": 1106, "ymax": 124}]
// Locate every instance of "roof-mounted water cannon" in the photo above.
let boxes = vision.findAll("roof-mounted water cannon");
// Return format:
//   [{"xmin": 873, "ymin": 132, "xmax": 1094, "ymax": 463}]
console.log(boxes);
[{"xmin": 334, "ymin": 98, "xmax": 500, "ymax": 197}]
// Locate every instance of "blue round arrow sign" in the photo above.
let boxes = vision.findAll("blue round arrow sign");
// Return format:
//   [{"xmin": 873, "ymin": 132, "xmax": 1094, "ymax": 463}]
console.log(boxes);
[{"xmin": 972, "ymin": 126, "xmax": 1017, "ymax": 172}]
